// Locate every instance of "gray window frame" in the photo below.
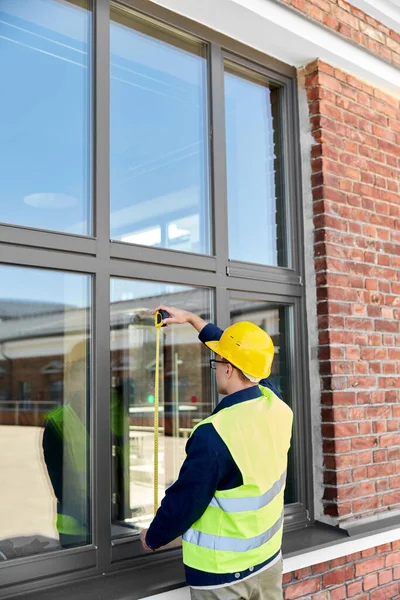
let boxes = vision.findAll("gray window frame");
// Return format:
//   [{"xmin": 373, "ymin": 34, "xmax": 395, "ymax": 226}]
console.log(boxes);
[{"xmin": 0, "ymin": 0, "xmax": 312, "ymax": 595}]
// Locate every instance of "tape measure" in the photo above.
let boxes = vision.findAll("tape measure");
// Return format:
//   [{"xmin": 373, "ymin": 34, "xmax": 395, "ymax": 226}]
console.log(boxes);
[{"xmin": 153, "ymin": 310, "xmax": 169, "ymax": 515}]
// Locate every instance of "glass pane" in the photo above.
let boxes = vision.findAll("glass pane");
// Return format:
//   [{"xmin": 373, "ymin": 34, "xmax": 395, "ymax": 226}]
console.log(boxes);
[
  {"xmin": 225, "ymin": 64, "xmax": 285, "ymax": 266},
  {"xmin": 230, "ymin": 299, "xmax": 296, "ymax": 504},
  {"xmin": 110, "ymin": 7, "xmax": 211, "ymax": 255},
  {"xmin": 0, "ymin": 266, "xmax": 91, "ymax": 559},
  {"xmin": 0, "ymin": 0, "xmax": 92, "ymax": 235},
  {"xmin": 110, "ymin": 279, "xmax": 212, "ymax": 539}
]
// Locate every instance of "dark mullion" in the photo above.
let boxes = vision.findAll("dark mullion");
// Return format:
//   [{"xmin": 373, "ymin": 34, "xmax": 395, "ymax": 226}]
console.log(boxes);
[
  {"xmin": 222, "ymin": 51, "xmax": 292, "ymax": 88},
  {"xmin": 290, "ymin": 77, "xmax": 307, "ymax": 281},
  {"xmin": 110, "ymin": 259, "xmax": 219, "ymax": 288},
  {"xmin": 209, "ymin": 43, "xmax": 229, "ymax": 278},
  {"xmin": 94, "ymin": 0, "xmax": 111, "ymax": 255},
  {"xmin": 294, "ymin": 296, "xmax": 314, "ymax": 520},
  {"xmin": 215, "ymin": 287, "xmax": 229, "ymax": 332},
  {"xmin": 0, "ymin": 548, "xmax": 96, "ymax": 591},
  {"xmin": 0, "ymin": 225, "xmax": 96, "ymax": 255},
  {"xmin": 93, "ymin": 0, "xmax": 112, "ymax": 569},
  {"xmin": 110, "ymin": 241, "xmax": 217, "ymax": 272},
  {"xmin": 228, "ymin": 289, "xmax": 298, "ymax": 305},
  {"xmin": 279, "ymin": 80, "xmax": 297, "ymax": 273},
  {"xmin": 0, "ymin": 243, "xmax": 99, "ymax": 273},
  {"xmin": 227, "ymin": 261, "xmax": 302, "ymax": 287}
]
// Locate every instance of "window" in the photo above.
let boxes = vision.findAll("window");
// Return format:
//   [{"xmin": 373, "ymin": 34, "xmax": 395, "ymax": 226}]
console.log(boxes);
[
  {"xmin": 0, "ymin": 0, "xmax": 92, "ymax": 235},
  {"xmin": 225, "ymin": 64, "xmax": 286, "ymax": 267},
  {"xmin": 0, "ymin": 265, "xmax": 92, "ymax": 560},
  {"xmin": 110, "ymin": 6, "xmax": 210, "ymax": 254},
  {"xmin": 110, "ymin": 280, "xmax": 212, "ymax": 540},
  {"xmin": 0, "ymin": 0, "xmax": 307, "ymax": 594}
]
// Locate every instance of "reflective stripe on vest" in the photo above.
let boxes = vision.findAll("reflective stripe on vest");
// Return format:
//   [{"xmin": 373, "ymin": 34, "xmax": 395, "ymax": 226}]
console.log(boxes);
[
  {"xmin": 182, "ymin": 386, "xmax": 293, "ymax": 575},
  {"xmin": 183, "ymin": 512, "xmax": 283, "ymax": 552},
  {"xmin": 209, "ymin": 470, "xmax": 287, "ymax": 513}
]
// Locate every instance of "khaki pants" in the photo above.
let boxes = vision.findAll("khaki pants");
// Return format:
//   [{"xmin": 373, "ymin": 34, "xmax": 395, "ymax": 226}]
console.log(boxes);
[{"xmin": 190, "ymin": 559, "xmax": 283, "ymax": 600}]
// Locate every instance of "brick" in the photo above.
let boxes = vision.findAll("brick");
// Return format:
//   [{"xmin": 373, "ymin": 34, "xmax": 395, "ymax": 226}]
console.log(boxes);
[
  {"xmin": 386, "ymin": 552, "xmax": 400, "ymax": 567},
  {"xmin": 294, "ymin": 567, "xmax": 312, "ymax": 579},
  {"xmin": 382, "ymin": 492, "xmax": 400, "ymax": 507},
  {"xmin": 285, "ymin": 577, "xmax": 321, "ymax": 599},
  {"xmin": 333, "ymin": 6, "xmax": 359, "ymax": 29},
  {"xmin": 355, "ymin": 557, "xmax": 384, "ymax": 576},
  {"xmin": 376, "ymin": 479, "xmax": 389, "ymax": 492},
  {"xmin": 347, "ymin": 581, "xmax": 363, "ymax": 597},
  {"xmin": 309, "ymin": 0, "xmax": 331, "ymax": 12},
  {"xmin": 352, "ymin": 496, "xmax": 379, "ymax": 513},
  {"xmin": 330, "ymin": 585, "xmax": 346, "ymax": 600},
  {"xmin": 380, "ymin": 434, "xmax": 400, "ymax": 448},
  {"xmin": 370, "ymin": 583, "xmax": 400, "ymax": 600},
  {"xmin": 378, "ymin": 569, "xmax": 393, "ymax": 585},
  {"xmin": 283, "ymin": 572, "xmax": 292, "ymax": 584},
  {"xmin": 335, "ymin": 423, "xmax": 358, "ymax": 437},
  {"xmin": 290, "ymin": 0, "xmax": 307, "ymax": 12},
  {"xmin": 363, "ymin": 573, "xmax": 378, "ymax": 590},
  {"xmin": 322, "ymin": 559, "xmax": 354, "ymax": 587},
  {"xmin": 313, "ymin": 561, "xmax": 330, "ymax": 574}
]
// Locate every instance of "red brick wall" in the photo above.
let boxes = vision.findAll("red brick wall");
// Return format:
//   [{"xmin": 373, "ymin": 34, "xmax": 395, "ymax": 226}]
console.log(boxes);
[
  {"xmin": 278, "ymin": 0, "xmax": 400, "ymax": 66},
  {"xmin": 283, "ymin": 542, "xmax": 400, "ymax": 600},
  {"xmin": 302, "ymin": 58, "xmax": 400, "ymax": 523}
]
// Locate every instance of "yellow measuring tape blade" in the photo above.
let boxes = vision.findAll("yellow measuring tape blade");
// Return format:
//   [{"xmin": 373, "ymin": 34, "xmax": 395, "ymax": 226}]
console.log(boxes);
[{"xmin": 154, "ymin": 324, "xmax": 160, "ymax": 515}]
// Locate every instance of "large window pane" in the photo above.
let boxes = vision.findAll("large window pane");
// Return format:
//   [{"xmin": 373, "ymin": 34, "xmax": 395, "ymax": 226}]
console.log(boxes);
[
  {"xmin": 0, "ymin": 266, "xmax": 91, "ymax": 559},
  {"xmin": 0, "ymin": 0, "xmax": 92, "ymax": 235},
  {"xmin": 225, "ymin": 64, "xmax": 285, "ymax": 266},
  {"xmin": 110, "ymin": 7, "xmax": 211, "ymax": 254},
  {"xmin": 110, "ymin": 279, "xmax": 212, "ymax": 539},
  {"xmin": 230, "ymin": 298, "xmax": 296, "ymax": 504}
]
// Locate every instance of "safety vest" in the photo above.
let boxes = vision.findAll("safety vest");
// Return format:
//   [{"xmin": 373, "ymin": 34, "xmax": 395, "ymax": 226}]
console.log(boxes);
[
  {"xmin": 182, "ymin": 386, "xmax": 293, "ymax": 575},
  {"xmin": 45, "ymin": 404, "xmax": 89, "ymax": 537}
]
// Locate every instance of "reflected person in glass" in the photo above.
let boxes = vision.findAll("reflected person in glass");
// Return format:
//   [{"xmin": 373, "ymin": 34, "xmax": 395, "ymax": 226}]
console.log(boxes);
[
  {"xmin": 140, "ymin": 307, "xmax": 293, "ymax": 600},
  {"xmin": 42, "ymin": 341, "xmax": 90, "ymax": 549}
]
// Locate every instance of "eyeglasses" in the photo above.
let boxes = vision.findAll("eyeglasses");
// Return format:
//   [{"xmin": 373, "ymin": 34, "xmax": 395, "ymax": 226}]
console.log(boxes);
[{"xmin": 209, "ymin": 359, "xmax": 235, "ymax": 370}]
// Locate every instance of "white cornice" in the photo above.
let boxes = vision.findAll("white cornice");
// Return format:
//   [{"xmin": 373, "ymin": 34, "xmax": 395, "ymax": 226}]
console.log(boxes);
[{"xmin": 150, "ymin": 0, "xmax": 400, "ymax": 97}]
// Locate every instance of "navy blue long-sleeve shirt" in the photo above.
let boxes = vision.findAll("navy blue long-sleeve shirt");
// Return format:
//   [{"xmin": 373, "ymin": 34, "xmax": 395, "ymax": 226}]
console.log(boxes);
[{"xmin": 146, "ymin": 323, "xmax": 282, "ymax": 587}]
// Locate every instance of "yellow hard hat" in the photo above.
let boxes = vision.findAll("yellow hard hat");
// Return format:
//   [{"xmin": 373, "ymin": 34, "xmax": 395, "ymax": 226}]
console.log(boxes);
[{"xmin": 205, "ymin": 321, "xmax": 274, "ymax": 380}]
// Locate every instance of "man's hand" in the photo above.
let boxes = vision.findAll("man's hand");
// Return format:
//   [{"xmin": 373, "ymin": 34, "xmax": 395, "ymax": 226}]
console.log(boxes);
[
  {"xmin": 140, "ymin": 529, "xmax": 153, "ymax": 552},
  {"xmin": 153, "ymin": 306, "xmax": 207, "ymax": 333}
]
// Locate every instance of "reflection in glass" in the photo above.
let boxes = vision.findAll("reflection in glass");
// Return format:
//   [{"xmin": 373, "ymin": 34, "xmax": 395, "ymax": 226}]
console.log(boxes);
[
  {"xmin": 225, "ymin": 65, "xmax": 284, "ymax": 266},
  {"xmin": 230, "ymin": 299, "xmax": 295, "ymax": 504},
  {"xmin": 0, "ymin": 0, "xmax": 91, "ymax": 235},
  {"xmin": 110, "ymin": 7, "xmax": 210, "ymax": 254},
  {"xmin": 110, "ymin": 280, "xmax": 212, "ymax": 538},
  {"xmin": 0, "ymin": 266, "xmax": 91, "ymax": 559}
]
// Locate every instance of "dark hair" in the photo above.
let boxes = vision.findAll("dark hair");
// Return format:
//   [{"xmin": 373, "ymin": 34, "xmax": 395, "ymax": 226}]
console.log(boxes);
[{"xmin": 236, "ymin": 369, "xmax": 251, "ymax": 384}]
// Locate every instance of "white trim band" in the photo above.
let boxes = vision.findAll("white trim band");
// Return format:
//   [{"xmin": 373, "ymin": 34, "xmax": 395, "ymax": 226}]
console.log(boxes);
[{"xmin": 150, "ymin": 0, "xmax": 400, "ymax": 97}]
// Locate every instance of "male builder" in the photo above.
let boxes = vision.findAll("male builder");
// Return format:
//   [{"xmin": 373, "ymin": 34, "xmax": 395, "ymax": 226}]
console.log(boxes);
[{"xmin": 141, "ymin": 307, "xmax": 293, "ymax": 600}]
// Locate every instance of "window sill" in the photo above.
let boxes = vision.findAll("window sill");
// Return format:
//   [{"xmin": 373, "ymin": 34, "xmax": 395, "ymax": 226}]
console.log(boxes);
[
  {"xmin": 282, "ymin": 516, "xmax": 400, "ymax": 573},
  {"xmin": 6, "ymin": 517, "xmax": 400, "ymax": 600}
]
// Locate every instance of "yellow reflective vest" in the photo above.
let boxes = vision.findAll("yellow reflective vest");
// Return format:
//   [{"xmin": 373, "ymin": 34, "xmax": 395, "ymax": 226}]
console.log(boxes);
[{"xmin": 182, "ymin": 385, "xmax": 293, "ymax": 574}]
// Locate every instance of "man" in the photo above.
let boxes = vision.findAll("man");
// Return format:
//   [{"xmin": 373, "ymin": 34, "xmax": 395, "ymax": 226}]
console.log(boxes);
[{"xmin": 140, "ymin": 307, "xmax": 293, "ymax": 600}]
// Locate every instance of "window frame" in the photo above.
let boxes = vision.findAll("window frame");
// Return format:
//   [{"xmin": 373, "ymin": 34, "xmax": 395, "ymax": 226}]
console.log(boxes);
[{"xmin": 0, "ymin": 0, "xmax": 311, "ymax": 595}]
